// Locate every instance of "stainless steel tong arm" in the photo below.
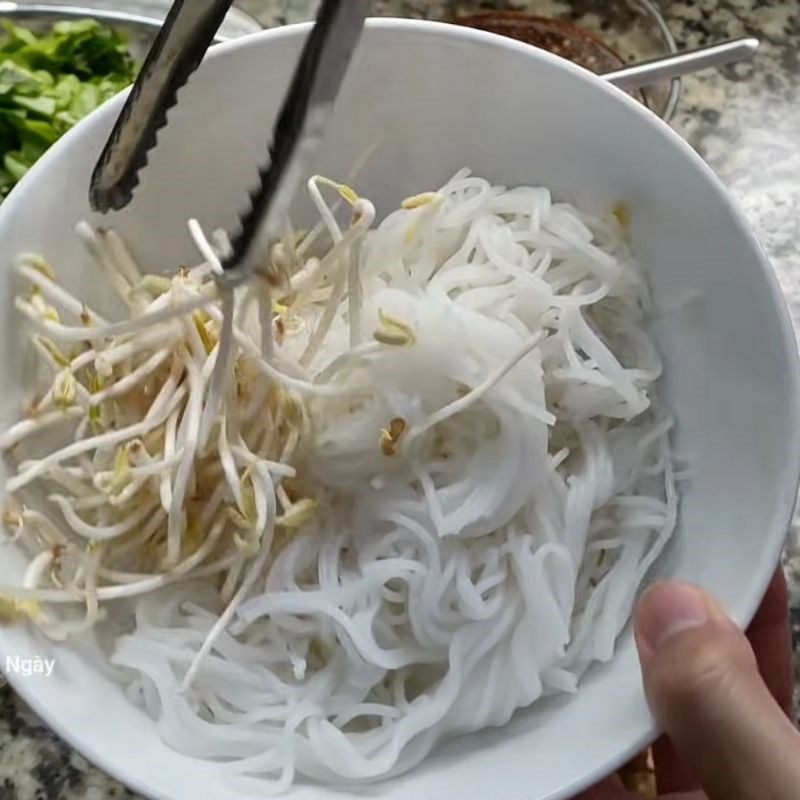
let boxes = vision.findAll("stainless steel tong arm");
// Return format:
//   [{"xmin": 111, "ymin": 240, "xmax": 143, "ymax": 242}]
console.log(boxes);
[
  {"xmin": 89, "ymin": 0, "xmax": 369, "ymax": 285},
  {"xmin": 89, "ymin": 0, "xmax": 237, "ymax": 214}
]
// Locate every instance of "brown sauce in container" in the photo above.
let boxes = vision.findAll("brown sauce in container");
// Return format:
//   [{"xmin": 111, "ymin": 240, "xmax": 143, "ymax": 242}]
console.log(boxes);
[
  {"xmin": 450, "ymin": 12, "xmax": 627, "ymax": 75},
  {"xmin": 450, "ymin": 12, "xmax": 651, "ymax": 107}
]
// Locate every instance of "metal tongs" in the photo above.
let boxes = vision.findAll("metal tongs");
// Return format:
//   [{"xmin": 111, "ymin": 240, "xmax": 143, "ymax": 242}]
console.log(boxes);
[{"xmin": 89, "ymin": 0, "xmax": 369, "ymax": 286}]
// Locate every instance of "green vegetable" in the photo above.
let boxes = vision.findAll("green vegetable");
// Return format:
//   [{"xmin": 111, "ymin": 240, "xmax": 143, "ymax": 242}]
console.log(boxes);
[{"xmin": 0, "ymin": 19, "xmax": 139, "ymax": 200}]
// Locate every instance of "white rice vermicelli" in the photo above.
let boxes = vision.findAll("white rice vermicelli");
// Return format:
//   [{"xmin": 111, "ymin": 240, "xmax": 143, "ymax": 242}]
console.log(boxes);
[{"xmin": 1, "ymin": 169, "xmax": 677, "ymax": 792}]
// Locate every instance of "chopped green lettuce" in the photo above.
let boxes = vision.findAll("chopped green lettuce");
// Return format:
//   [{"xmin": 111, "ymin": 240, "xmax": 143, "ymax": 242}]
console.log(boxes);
[{"xmin": 0, "ymin": 19, "xmax": 138, "ymax": 200}]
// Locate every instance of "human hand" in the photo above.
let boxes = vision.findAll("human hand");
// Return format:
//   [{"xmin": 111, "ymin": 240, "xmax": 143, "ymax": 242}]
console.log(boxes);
[{"xmin": 577, "ymin": 569, "xmax": 799, "ymax": 800}]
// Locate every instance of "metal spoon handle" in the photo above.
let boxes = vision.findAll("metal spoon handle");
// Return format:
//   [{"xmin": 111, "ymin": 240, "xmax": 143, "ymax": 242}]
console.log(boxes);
[{"xmin": 602, "ymin": 37, "xmax": 759, "ymax": 90}]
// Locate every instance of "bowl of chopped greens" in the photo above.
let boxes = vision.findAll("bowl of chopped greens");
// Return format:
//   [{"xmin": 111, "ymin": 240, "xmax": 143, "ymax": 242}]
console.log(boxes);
[{"xmin": 0, "ymin": 3, "xmax": 261, "ymax": 200}]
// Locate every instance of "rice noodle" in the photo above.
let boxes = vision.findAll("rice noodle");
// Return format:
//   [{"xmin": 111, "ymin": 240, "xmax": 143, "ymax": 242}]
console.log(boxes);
[{"xmin": 0, "ymin": 170, "xmax": 676, "ymax": 792}]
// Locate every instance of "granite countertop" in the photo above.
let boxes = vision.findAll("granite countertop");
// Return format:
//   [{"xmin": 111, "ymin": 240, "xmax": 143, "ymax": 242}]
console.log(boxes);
[{"xmin": 1, "ymin": 1, "xmax": 798, "ymax": 798}]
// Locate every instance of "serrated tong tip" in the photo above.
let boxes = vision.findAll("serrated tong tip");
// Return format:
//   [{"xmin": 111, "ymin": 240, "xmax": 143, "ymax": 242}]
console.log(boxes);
[{"xmin": 90, "ymin": 0, "xmax": 368, "ymax": 284}]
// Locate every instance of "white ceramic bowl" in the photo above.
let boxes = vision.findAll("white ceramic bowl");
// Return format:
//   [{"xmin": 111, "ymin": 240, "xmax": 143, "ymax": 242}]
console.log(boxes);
[{"xmin": 0, "ymin": 19, "xmax": 798, "ymax": 800}]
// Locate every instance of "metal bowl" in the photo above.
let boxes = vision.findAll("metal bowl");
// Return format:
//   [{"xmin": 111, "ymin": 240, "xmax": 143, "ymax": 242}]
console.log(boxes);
[
  {"xmin": 0, "ymin": 1, "xmax": 263, "ymax": 56},
  {"xmin": 447, "ymin": 0, "xmax": 681, "ymax": 121},
  {"xmin": 275, "ymin": 0, "xmax": 680, "ymax": 121}
]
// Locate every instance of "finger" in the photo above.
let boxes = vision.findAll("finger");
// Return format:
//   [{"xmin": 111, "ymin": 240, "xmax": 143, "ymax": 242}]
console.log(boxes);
[
  {"xmin": 745, "ymin": 568, "xmax": 794, "ymax": 717},
  {"xmin": 634, "ymin": 581, "xmax": 800, "ymax": 800},
  {"xmin": 651, "ymin": 567, "xmax": 793, "ymax": 794}
]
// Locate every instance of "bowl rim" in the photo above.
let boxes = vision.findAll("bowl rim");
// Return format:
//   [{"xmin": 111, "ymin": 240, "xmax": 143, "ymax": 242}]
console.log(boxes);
[{"xmin": 1, "ymin": 16, "xmax": 799, "ymax": 800}]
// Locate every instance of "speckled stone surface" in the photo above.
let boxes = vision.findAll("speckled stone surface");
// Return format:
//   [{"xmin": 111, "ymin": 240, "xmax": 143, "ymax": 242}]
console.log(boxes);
[{"xmin": 0, "ymin": 1, "xmax": 798, "ymax": 797}]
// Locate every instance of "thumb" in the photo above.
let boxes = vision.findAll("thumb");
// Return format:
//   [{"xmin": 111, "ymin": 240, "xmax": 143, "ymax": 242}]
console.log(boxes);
[{"xmin": 634, "ymin": 581, "xmax": 800, "ymax": 800}]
